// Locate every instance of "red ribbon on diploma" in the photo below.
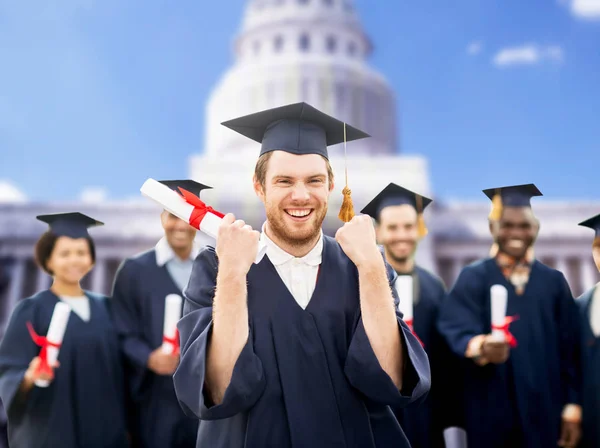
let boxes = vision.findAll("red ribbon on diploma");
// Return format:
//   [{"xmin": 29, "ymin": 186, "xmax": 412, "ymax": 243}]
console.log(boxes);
[
  {"xmin": 26, "ymin": 322, "xmax": 60, "ymax": 376},
  {"xmin": 491, "ymin": 315, "xmax": 519, "ymax": 348},
  {"xmin": 163, "ymin": 328, "xmax": 180, "ymax": 356},
  {"xmin": 404, "ymin": 319, "xmax": 425, "ymax": 348},
  {"xmin": 177, "ymin": 188, "xmax": 224, "ymax": 229}
]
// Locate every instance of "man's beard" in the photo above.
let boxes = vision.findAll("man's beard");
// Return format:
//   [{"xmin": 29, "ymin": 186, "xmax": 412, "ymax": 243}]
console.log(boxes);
[
  {"xmin": 385, "ymin": 242, "xmax": 416, "ymax": 264},
  {"xmin": 265, "ymin": 201, "xmax": 328, "ymax": 249}
]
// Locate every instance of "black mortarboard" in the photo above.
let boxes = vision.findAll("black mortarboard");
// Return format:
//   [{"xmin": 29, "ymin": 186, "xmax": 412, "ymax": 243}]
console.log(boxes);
[
  {"xmin": 158, "ymin": 179, "xmax": 213, "ymax": 198},
  {"xmin": 482, "ymin": 183, "xmax": 543, "ymax": 220},
  {"xmin": 361, "ymin": 183, "xmax": 432, "ymax": 237},
  {"xmin": 579, "ymin": 213, "xmax": 600, "ymax": 238},
  {"xmin": 36, "ymin": 212, "xmax": 103, "ymax": 239},
  {"xmin": 220, "ymin": 102, "xmax": 370, "ymax": 160}
]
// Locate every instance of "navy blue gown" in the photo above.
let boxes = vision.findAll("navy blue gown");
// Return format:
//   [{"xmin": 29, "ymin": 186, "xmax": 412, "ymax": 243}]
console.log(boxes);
[
  {"xmin": 173, "ymin": 236, "xmax": 431, "ymax": 448},
  {"xmin": 393, "ymin": 267, "xmax": 465, "ymax": 448},
  {"xmin": 0, "ymin": 290, "xmax": 128, "ymax": 448},
  {"xmin": 577, "ymin": 286, "xmax": 600, "ymax": 448},
  {"xmin": 437, "ymin": 258, "xmax": 581, "ymax": 448},
  {"xmin": 111, "ymin": 249, "xmax": 198, "ymax": 448}
]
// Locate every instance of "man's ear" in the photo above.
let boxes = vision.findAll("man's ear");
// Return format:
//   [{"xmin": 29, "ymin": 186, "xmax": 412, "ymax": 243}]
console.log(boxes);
[{"xmin": 253, "ymin": 175, "xmax": 264, "ymax": 200}]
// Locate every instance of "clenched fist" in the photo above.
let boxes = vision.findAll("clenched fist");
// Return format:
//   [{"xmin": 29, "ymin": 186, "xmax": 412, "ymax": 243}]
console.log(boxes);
[
  {"xmin": 481, "ymin": 336, "xmax": 510, "ymax": 364},
  {"xmin": 335, "ymin": 215, "xmax": 381, "ymax": 269},
  {"xmin": 216, "ymin": 213, "xmax": 261, "ymax": 275}
]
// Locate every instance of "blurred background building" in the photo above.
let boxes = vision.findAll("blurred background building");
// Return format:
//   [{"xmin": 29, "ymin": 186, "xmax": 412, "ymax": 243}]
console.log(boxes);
[{"xmin": 1, "ymin": 0, "xmax": 599, "ymax": 337}]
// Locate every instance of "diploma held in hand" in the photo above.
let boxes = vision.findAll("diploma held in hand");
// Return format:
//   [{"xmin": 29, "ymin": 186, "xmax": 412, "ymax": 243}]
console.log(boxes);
[
  {"xmin": 394, "ymin": 275, "xmax": 424, "ymax": 347},
  {"xmin": 162, "ymin": 294, "xmax": 182, "ymax": 355},
  {"xmin": 26, "ymin": 301, "xmax": 71, "ymax": 387},
  {"xmin": 490, "ymin": 284, "xmax": 518, "ymax": 347},
  {"xmin": 140, "ymin": 178, "xmax": 267, "ymax": 264}
]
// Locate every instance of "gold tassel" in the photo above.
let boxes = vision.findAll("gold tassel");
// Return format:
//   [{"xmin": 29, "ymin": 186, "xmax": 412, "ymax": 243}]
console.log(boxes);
[
  {"xmin": 489, "ymin": 190, "xmax": 503, "ymax": 221},
  {"xmin": 338, "ymin": 123, "xmax": 355, "ymax": 222},
  {"xmin": 416, "ymin": 195, "xmax": 428, "ymax": 238}
]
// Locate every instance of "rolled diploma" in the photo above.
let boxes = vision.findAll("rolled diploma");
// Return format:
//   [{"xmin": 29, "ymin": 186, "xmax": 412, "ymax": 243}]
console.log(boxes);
[
  {"xmin": 140, "ymin": 178, "xmax": 267, "ymax": 264},
  {"xmin": 443, "ymin": 427, "xmax": 468, "ymax": 448},
  {"xmin": 394, "ymin": 276, "xmax": 414, "ymax": 327},
  {"xmin": 162, "ymin": 294, "xmax": 182, "ymax": 354},
  {"xmin": 35, "ymin": 302, "xmax": 71, "ymax": 388},
  {"xmin": 490, "ymin": 284, "xmax": 508, "ymax": 342}
]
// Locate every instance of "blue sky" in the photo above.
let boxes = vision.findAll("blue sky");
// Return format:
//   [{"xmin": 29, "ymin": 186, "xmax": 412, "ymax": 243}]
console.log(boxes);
[{"xmin": 0, "ymin": 0, "xmax": 599, "ymax": 202}]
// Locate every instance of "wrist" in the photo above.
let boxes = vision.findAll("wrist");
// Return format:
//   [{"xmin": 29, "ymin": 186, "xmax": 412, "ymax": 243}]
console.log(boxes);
[{"xmin": 355, "ymin": 250, "xmax": 385, "ymax": 272}]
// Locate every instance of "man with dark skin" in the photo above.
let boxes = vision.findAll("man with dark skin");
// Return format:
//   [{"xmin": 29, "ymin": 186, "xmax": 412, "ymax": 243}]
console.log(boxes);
[{"xmin": 438, "ymin": 183, "xmax": 581, "ymax": 448}]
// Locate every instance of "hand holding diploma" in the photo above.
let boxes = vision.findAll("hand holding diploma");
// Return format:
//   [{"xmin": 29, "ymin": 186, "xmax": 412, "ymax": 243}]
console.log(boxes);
[
  {"xmin": 140, "ymin": 178, "xmax": 267, "ymax": 264},
  {"xmin": 25, "ymin": 301, "xmax": 71, "ymax": 388},
  {"xmin": 162, "ymin": 294, "xmax": 182, "ymax": 356},
  {"xmin": 482, "ymin": 284, "xmax": 518, "ymax": 364}
]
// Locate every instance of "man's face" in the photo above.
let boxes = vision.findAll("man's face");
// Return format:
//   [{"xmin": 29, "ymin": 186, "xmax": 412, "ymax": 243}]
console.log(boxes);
[
  {"xmin": 376, "ymin": 205, "xmax": 419, "ymax": 264},
  {"xmin": 592, "ymin": 238, "xmax": 600, "ymax": 272},
  {"xmin": 161, "ymin": 211, "xmax": 197, "ymax": 251},
  {"xmin": 492, "ymin": 207, "xmax": 539, "ymax": 259},
  {"xmin": 254, "ymin": 151, "xmax": 333, "ymax": 248}
]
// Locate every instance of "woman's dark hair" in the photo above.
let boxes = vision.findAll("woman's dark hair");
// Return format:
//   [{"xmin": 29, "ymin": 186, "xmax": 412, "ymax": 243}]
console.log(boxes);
[{"xmin": 34, "ymin": 231, "xmax": 96, "ymax": 275}]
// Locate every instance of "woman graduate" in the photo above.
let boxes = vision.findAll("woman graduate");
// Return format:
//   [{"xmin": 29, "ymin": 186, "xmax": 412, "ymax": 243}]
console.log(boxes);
[
  {"xmin": 0, "ymin": 212, "xmax": 129, "ymax": 448},
  {"xmin": 576, "ymin": 213, "xmax": 600, "ymax": 448}
]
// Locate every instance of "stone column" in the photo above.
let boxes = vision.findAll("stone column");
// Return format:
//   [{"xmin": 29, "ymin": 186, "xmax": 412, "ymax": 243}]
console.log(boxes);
[
  {"xmin": 5, "ymin": 258, "xmax": 25, "ymax": 319},
  {"xmin": 580, "ymin": 257, "xmax": 598, "ymax": 292},
  {"xmin": 36, "ymin": 268, "xmax": 50, "ymax": 293},
  {"xmin": 555, "ymin": 257, "xmax": 569, "ymax": 276},
  {"xmin": 91, "ymin": 259, "xmax": 107, "ymax": 295}
]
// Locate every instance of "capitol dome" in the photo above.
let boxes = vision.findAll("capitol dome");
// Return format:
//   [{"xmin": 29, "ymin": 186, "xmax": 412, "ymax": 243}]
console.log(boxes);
[{"xmin": 203, "ymin": 0, "xmax": 397, "ymax": 160}]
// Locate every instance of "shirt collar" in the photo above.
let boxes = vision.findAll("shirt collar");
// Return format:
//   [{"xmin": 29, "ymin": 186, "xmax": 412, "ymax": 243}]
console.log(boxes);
[
  {"xmin": 155, "ymin": 237, "xmax": 200, "ymax": 267},
  {"xmin": 260, "ymin": 222, "xmax": 323, "ymax": 267}
]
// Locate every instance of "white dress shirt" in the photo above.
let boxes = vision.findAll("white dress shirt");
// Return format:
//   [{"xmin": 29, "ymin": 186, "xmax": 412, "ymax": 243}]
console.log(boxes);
[
  {"xmin": 260, "ymin": 224, "xmax": 323, "ymax": 310},
  {"xmin": 155, "ymin": 237, "xmax": 201, "ymax": 291},
  {"xmin": 60, "ymin": 295, "xmax": 90, "ymax": 322},
  {"xmin": 590, "ymin": 283, "xmax": 600, "ymax": 337}
]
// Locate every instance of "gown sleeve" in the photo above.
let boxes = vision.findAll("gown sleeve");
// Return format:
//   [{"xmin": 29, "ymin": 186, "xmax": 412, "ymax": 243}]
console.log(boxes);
[
  {"xmin": 0, "ymin": 299, "xmax": 48, "ymax": 421},
  {"xmin": 437, "ymin": 266, "xmax": 486, "ymax": 358},
  {"xmin": 555, "ymin": 272, "xmax": 581, "ymax": 407},
  {"xmin": 173, "ymin": 247, "xmax": 266, "ymax": 421},
  {"xmin": 111, "ymin": 260, "xmax": 153, "ymax": 369},
  {"xmin": 344, "ymin": 257, "xmax": 431, "ymax": 409}
]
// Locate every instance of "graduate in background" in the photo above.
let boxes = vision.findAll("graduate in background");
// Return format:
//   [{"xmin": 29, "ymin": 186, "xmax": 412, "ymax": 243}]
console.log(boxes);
[
  {"xmin": 0, "ymin": 213, "xmax": 129, "ymax": 448},
  {"xmin": 111, "ymin": 180, "xmax": 208, "ymax": 448},
  {"xmin": 438, "ymin": 184, "xmax": 582, "ymax": 448},
  {"xmin": 361, "ymin": 183, "xmax": 465, "ymax": 448},
  {"xmin": 174, "ymin": 102, "xmax": 430, "ymax": 447},
  {"xmin": 575, "ymin": 213, "xmax": 600, "ymax": 448}
]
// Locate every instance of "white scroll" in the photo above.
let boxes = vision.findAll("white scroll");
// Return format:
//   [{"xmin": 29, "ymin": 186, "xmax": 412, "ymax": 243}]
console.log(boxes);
[
  {"xmin": 490, "ymin": 284, "xmax": 508, "ymax": 342},
  {"xmin": 36, "ymin": 302, "xmax": 71, "ymax": 388},
  {"xmin": 394, "ymin": 275, "xmax": 414, "ymax": 326},
  {"xmin": 162, "ymin": 294, "xmax": 182, "ymax": 355},
  {"xmin": 443, "ymin": 427, "xmax": 468, "ymax": 448},
  {"xmin": 140, "ymin": 178, "xmax": 267, "ymax": 264}
]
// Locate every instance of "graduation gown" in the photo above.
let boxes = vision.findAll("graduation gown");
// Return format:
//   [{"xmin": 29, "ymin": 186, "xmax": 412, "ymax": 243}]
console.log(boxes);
[
  {"xmin": 173, "ymin": 236, "xmax": 431, "ymax": 448},
  {"xmin": 393, "ymin": 267, "xmax": 465, "ymax": 448},
  {"xmin": 111, "ymin": 249, "xmax": 198, "ymax": 448},
  {"xmin": 437, "ymin": 258, "xmax": 581, "ymax": 448},
  {"xmin": 0, "ymin": 290, "xmax": 128, "ymax": 448},
  {"xmin": 577, "ymin": 286, "xmax": 600, "ymax": 448}
]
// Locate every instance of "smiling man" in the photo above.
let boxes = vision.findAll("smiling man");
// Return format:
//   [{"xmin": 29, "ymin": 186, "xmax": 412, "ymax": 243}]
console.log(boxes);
[
  {"xmin": 360, "ymin": 183, "xmax": 464, "ymax": 448},
  {"xmin": 437, "ymin": 183, "xmax": 582, "ymax": 448},
  {"xmin": 173, "ymin": 102, "xmax": 430, "ymax": 448},
  {"xmin": 110, "ymin": 180, "xmax": 208, "ymax": 448}
]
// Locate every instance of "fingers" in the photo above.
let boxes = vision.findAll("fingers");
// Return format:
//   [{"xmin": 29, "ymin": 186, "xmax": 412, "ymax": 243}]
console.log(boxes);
[
  {"xmin": 233, "ymin": 219, "xmax": 246, "ymax": 228},
  {"xmin": 222, "ymin": 213, "xmax": 235, "ymax": 225}
]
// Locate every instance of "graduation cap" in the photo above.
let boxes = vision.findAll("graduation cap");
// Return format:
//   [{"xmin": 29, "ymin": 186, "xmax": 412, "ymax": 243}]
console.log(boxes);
[
  {"xmin": 482, "ymin": 183, "xmax": 543, "ymax": 221},
  {"xmin": 36, "ymin": 212, "xmax": 104, "ymax": 239},
  {"xmin": 158, "ymin": 179, "xmax": 213, "ymax": 198},
  {"xmin": 578, "ymin": 213, "xmax": 600, "ymax": 239},
  {"xmin": 221, "ymin": 102, "xmax": 371, "ymax": 223},
  {"xmin": 361, "ymin": 183, "xmax": 432, "ymax": 237}
]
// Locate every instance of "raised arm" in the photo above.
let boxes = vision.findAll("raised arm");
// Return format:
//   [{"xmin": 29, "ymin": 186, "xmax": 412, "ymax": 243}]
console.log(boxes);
[{"xmin": 173, "ymin": 215, "xmax": 266, "ymax": 420}]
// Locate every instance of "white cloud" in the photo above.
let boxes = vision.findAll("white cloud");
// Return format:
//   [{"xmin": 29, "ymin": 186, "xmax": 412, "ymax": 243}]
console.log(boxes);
[
  {"xmin": 492, "ymin": 44, "xmax": 564, "ymax": 67},
  {"xmin": 0, "ymin": 180, "xmax": 27, "ymax": 203},
  {"xmin": 79, "ymin": 187, "xmax": 108, "ymax": 203},
  {"xmin": 562, "ymin": 0, "xmax": 600, "ymax": 20},
  {"xmin": 467, "ymin": 41, "xmax": 483, "ymax": 55}
]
